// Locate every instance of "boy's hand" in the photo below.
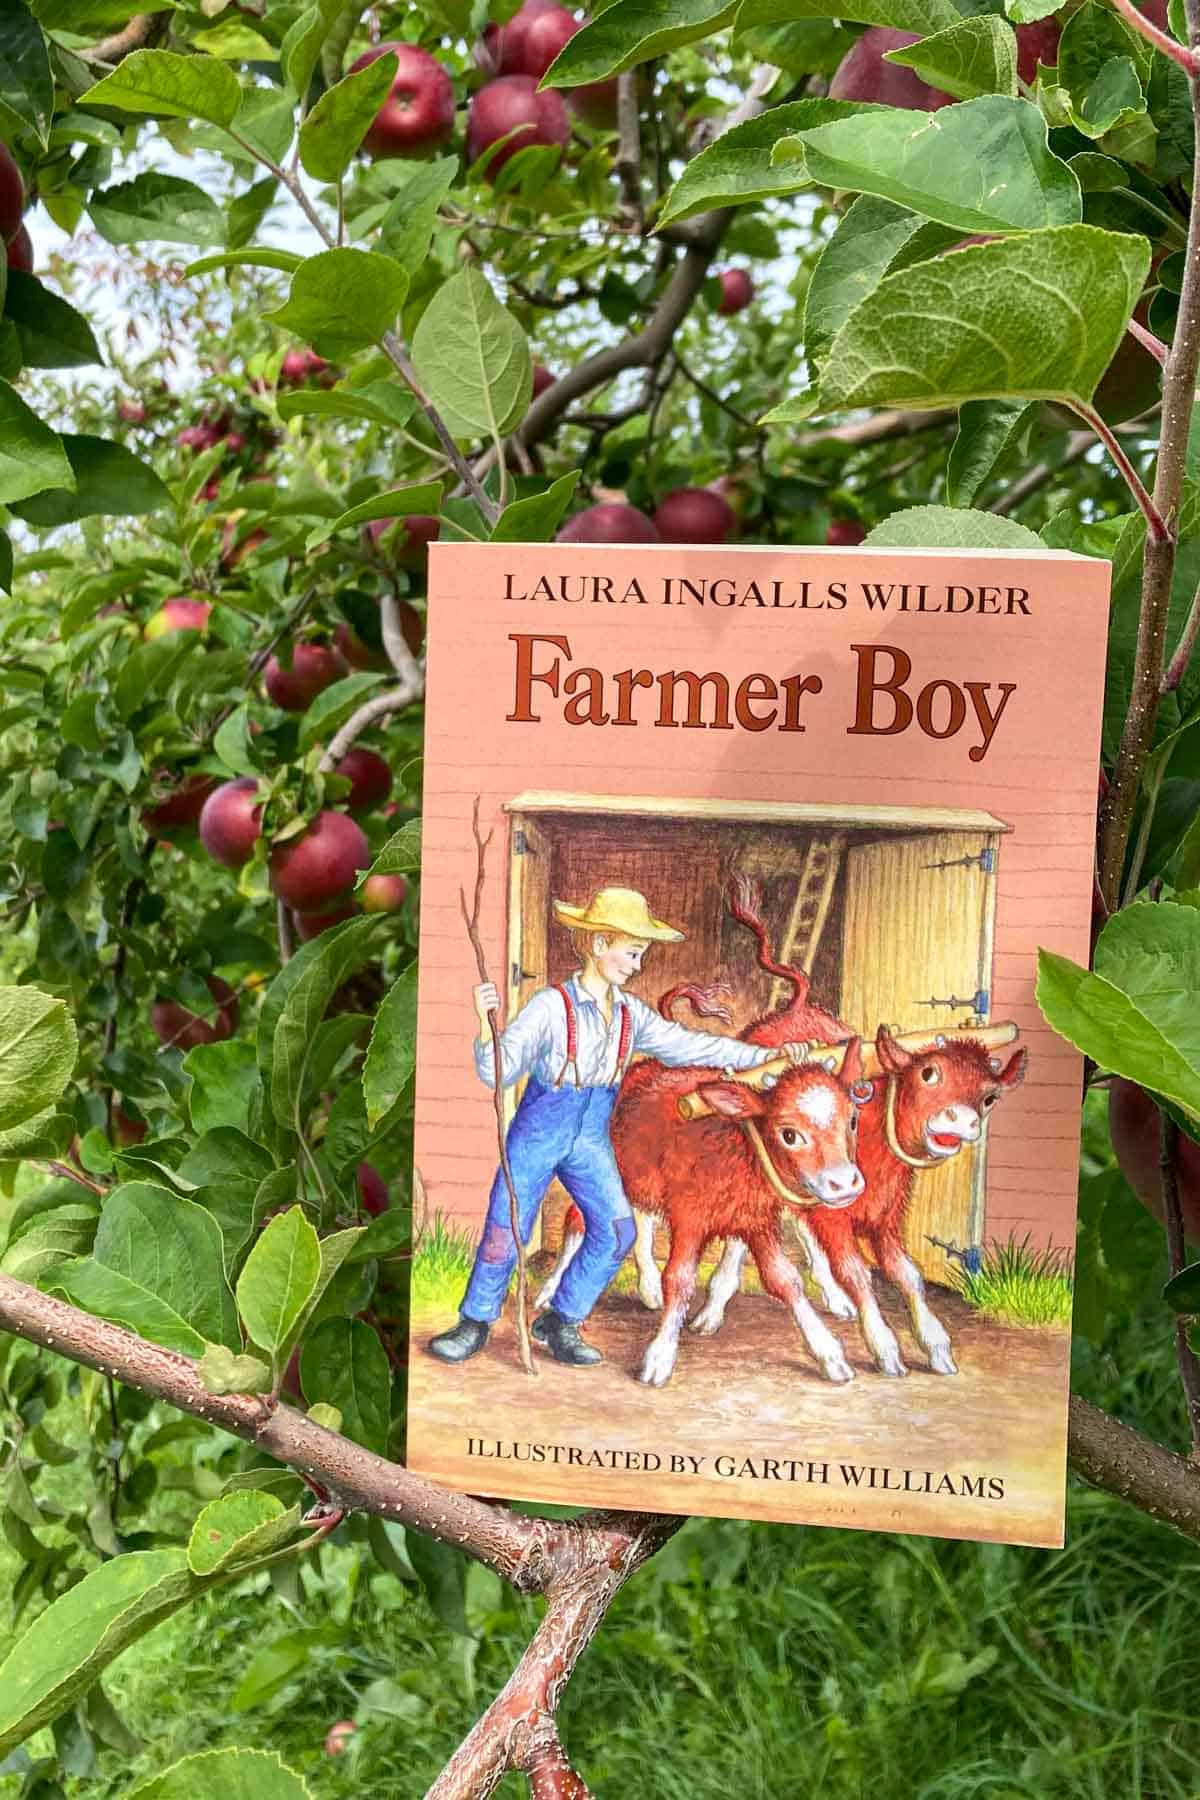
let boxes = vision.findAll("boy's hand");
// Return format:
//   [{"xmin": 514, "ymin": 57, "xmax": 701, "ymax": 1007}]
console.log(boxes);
[
  {"xmin": 474, "ymin": 981, "xmax": 500, "ymax": 1031},
  {"xmin": 781, "ymin": 1040, "xmax": 814, "ymax": 1064}
]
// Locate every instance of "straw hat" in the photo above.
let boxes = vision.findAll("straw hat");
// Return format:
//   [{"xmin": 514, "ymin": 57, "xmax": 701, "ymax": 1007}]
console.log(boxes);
[{"xmin": 552, "ymin": 887, "xmax": 684, "ymax": 943}]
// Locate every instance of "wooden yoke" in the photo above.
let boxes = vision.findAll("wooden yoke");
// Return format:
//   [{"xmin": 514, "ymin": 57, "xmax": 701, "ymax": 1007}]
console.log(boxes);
[{"xmin": 675, "ymin": 1022, "xmax": 1020, "ymax": 1122}]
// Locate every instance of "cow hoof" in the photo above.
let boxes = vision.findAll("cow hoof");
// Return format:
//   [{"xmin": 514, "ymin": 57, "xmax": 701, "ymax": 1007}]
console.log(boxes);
[
  {"xmin": 637, "ymin": 1272, "xmax": 664, "ymax": 1311},
  {"xmin": 878, "ymin": 1357, "xmax": 908, "ymax": 1378},
  {"xmin": 638, "ymin": 1344, "xmax": 676, "ymax": 1386},
  {"xmin": 821, "ymin": 1289, "xmax": 857, "ymax": 1322},
  {"xmin": 929, "ymin": 1345, "xmax": 958, "ymax": 1376},
  {"xmin": 821, "ymin": 1353, "xmax": 854, "ymax": 1384},
  {"xmin": 687, "ymin": 1304, "xmax": 725, "ymax": 1336}
]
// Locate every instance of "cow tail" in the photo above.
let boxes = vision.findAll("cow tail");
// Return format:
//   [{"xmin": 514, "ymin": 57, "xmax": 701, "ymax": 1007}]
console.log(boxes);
[
  {"xmin": 657, "ymin": 981, "xmax": 736, "ymax": 1025},
  {"xmin": 726, "ymin": 871, "xmax": 810, "ymax": 1003}
]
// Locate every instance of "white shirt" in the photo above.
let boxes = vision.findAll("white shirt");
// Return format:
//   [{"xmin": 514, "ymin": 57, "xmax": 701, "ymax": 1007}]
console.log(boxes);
[{"xmin": 473, "ymin": 972, "xmax": 772, "ymax": 1089}]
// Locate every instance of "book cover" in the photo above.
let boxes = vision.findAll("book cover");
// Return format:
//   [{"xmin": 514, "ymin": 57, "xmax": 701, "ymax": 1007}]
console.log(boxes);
[{"xmin": 406, "ymin": 540, "xmax": 1110, "ymax": 1549}]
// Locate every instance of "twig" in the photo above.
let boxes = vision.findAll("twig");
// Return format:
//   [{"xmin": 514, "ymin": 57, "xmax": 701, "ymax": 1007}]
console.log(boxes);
[
  {"xmin": 317, "ymin": 683, "xmax": 419, "ymax": 773},
  {"xmin": 277, "ymin": 898, "xmax": 295, "ymax": 965},
  {"xmin": 41, "ymin": 1161, "xmax": 106, "ymax": 1197},
  {"xmin": 1160, "ymin": 1111, "xmax": 1200, "ymax": 1453},
  {"xmin": 673, "ymin": 350, "xmax": 759, "ymax": 430},
  {"xmin": 86, "ymin": 12, "xmax": 166, "ymax": 64},
  {"xmin": 1128, "ymin": 316, "xmax": 1169, "ymax": 366},
  {"xmin": 379, "ymin": 592, "xmax": 425, "ymax": 686},
  {"xmin": 614, "ymin": 73, "xmax": 643, "ymax": 230},
  {"xmin": 459, "ymin": 798, "xmax": 535, "ymax": 1377},
  {"xmin": 990, "ymin": 430, "xmax": 1094, "ymax": 515},
  {"xmin": 1068, "ymin": 1392, "xmax": 1200, "ymax": 1533},
  {"xmin": 1070, "ymin": 402, "xmax": 1166, "ymax": 540},
  {"xmin": 1109, "ymin": 0, "xmax": 1197, "ymax": 75},
  {"xmin": 1162, "ymin": 577, "xmax": 1200, "ymax": 692}
]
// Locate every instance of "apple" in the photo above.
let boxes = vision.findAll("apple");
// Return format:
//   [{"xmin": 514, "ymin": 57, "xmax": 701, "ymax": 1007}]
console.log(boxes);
[
  {"xmin": 264, "ymin": 643, "xmax": 345, "ymax": 712},
  {"xmin": 335, "ymin": 747, "xmax": 392, "ymax": 814},
  {"xmin": 6, "ymin": 224, "xmax": 32, "ymax": 274},
  {"xmin": 334, "ymin": 620, "xmax": 383, "ymax": 671},
  {"xmin": 716, "ymin": 268, "xmax": 753, "ymax": 316},
  {"xmin": 399, "ymin": 600, "xmax": 425, "ymax": 658},
  {"xmin": 112, "ymin": 1104, "xmax": 147, "ymax": 1147},
  {"xmin": 478, "ymin": 0, "xmax": 562, "ymax": 74},
  {"xmin": 1015, "ymin": 20, "xmax": 1060, "ymax": 82},
  {"xmin": 361, "ymin": 873, "xmax": 408, "ymax": 913},
  {"xmin": 520, "ymin": 4, "xmax": 581, "ymax": 78},
  {"xmin": 569, "ymin": 78, "xmax": 619, "ymax": 127},
  {"xmin": 829, "ymin": 28, "xmax": 954, "ymax": 110},
  {"xmin": 349, "ymin": 42, "xmax": 456, "ymax": 157},
  {"xmin": 151, "ymin": 976, "xmax": 240, "ymax": 1051},
  {"xmin": 176, "ymin": 424, "xmax": 218, "ymax": 452},
  {"xmin": 653, "ymin": 486, "xmax": 737, "ymax": 544},
  {"xmin": 144, "ymin": 597, "xmax": 211, "ymax": 640},
  {"xmin": 117, "ymin": 397, "xmax": 147, "ymax": 426},
  {"xmin": 295, "ymin": 900, "xmax": 359, "ymax": 941},
  {"xmin": 198, "ymin": 777, "xmax": 263, "ymax": 868},
  {"xmin": 324, "ymin": 1721, "xmax": 357, "ymax": 1757},
  {"xmin": 827, "ymin": 518, "xmax": 866, "ymax": 546},
  {"xmin": 279, "ymin": 346, "xmax": 328, "ymax": 385},
  {"xmin": 0, "ymin": 144, "xmax": 24, "ymax": 244},
  {"xmin": 143, "ymin": 774, "xmax": 220, "ymax": 836},
  {"xmin": 466, "ymin": 76, "xmax": 571, "ymax": 178},
  {"xmin": 1109, "ymin": 1078, "xmax": 1200, "ymax": 1243},
  {"xmin": 556, "ymin": 502, "xmax": 660, "ymax": 544},
  {"xmin": 366, "ymin": 511, "xmax": 441, "ymax": 569},
  {"xmin": 356, "ymin": 1162, "xmax": 389, "ymax": 1216},
  {"xmin": 269, "ymin": 811, "xmax": 371, "ymax": 910},
  {"xmin": 532, "ymin": 363, "xmax": 556, "ymax": 399}
]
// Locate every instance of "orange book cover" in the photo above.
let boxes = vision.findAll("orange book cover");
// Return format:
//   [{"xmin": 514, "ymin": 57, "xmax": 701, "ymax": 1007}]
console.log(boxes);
[{"xmin": 406, "ymin": 540, "xmax": 1111, "ymax": 1549}]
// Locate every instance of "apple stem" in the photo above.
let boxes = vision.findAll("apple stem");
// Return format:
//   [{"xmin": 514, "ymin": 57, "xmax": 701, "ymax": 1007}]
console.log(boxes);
[
  {"xmin": 1108, "ymin": 0, "xmax": 1198, "ymax": 75},
  {"xmin": 1070, "ymin": 402, "xmax": 1168, "ymax": 540},
  {"xmin": 1126, "ymin": 315, "xmax": 1170, "ymax": 366},
  {"xmin": 1159, "ymin": 1111, "xmax": 1200, "ymax": 1454}
]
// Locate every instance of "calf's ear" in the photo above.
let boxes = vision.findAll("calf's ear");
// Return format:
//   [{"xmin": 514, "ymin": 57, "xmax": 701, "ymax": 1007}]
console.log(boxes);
[
  {"xmin": 997, "ymin": 1046, "xmax": 1027, "ymax": 1088},
  {"xmin": 697, "ymin": 1080, "xmax": 765, "ymax": 1120},
  {"xmin": 875, "ymin": 1025, "xmax": 912, "ymax": 1073},
  {"xmin": 840, "ymin": 1036, "xmax": 863, "ymax": 1086}
]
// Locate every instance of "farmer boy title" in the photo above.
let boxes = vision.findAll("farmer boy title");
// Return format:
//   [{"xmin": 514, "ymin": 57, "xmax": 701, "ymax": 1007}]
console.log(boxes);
[{"xmin": 502, "ymin": 568, "xmax": 1034, "ymax": 764}]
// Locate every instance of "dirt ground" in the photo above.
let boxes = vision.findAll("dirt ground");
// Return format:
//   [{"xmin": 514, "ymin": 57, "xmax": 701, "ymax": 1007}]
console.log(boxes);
[{"xmin": 407, "ymin": 1265, "xmax": 1070, "ymax": 1548}]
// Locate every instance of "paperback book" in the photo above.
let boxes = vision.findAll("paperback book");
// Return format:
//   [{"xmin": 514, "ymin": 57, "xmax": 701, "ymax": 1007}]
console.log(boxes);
[{"xmin": 405, "ymin": 539, "xmax": 1110, "ymax": 1549}]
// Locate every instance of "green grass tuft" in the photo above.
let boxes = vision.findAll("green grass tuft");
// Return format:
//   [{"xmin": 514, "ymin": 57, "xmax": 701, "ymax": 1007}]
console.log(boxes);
[
  {"xmin": 954, "ymin": 1235, "xmax": 1074, "ymax": 1328},
  {"xmin": 411, "ymin": 1211, "xmax": 476, "ymax": 1313}
]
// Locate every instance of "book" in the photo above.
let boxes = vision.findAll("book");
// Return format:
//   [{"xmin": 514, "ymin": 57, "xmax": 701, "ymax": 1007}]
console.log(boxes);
[{"xmin": 405, "ymin": 540, "xmax": 1111, "ymax": 1549}]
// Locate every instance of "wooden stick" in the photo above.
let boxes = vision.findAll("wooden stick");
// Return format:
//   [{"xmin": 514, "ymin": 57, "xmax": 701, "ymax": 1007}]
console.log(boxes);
[
  {"xmin": 676, "ymin": 1022, "xmax": 1020, "ymax": 1121},
  {"xmin": 460, "ymin": 797, "xmax": 536, "ymax": 1377}
]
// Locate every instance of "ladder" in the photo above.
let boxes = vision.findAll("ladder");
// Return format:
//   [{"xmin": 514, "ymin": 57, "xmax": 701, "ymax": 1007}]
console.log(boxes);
[{"xmin": 768, "ymin": 831, "xmax": 847, "ymax": 1010}]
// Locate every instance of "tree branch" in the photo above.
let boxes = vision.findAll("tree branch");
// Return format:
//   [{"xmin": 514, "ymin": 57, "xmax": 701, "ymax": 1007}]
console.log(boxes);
[
  {"xmin": 87, "ymin": 12, "xmax": 166, "ymax": 64},
  {"xmin": 1068, "ymin": 1393, "xmax": 1200, "ymax": 1537},
  {"xmin": 614, "ymin": 73, "xmax": 643, "ymax": 231},
  {"xmin": 317, "ymin": 683, "xmax": 420, "ymax": 774}
]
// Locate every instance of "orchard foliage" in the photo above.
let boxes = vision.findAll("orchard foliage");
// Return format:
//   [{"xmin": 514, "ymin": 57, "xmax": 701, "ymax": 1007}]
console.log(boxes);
[{"xmin": 0, "ymin": 0, "xmax": 1197, "ymax": 1792}]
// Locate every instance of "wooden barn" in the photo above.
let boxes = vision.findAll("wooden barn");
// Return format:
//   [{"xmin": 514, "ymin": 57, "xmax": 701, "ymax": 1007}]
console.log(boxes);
[{"xmin": 503, "ymin": 790, "xmax": 1012, "ymax": 1288}]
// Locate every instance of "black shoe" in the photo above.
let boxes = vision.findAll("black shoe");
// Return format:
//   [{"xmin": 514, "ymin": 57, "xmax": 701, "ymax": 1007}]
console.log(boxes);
[
  {"xmin": 428, "ymin": 1317, "xmax": 490, "ymax": 1363},
  {"xmin": 531, "ymin": 1309, "xmax": 603, "ymax": 1366}
]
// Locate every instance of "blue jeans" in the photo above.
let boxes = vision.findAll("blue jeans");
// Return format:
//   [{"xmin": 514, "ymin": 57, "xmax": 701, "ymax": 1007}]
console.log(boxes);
[{"xmin": 461, "ymin": 1079, "xmax": 636, "ymax": 1325}]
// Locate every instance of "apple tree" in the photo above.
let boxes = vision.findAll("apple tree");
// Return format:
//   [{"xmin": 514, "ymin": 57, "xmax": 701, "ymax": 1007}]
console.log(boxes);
[{"xmin": 0, "ymin": 0, "xmax": 1198, "ymax": 1794}]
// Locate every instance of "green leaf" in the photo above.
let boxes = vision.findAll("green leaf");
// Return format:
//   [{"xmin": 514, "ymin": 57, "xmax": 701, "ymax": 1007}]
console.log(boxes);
[
  {"xmin": 296, "ymin": 672, "xmax": 389, "ymax": 753},
  {"xmin": 305, "ymin": 480, "xmax": 443, "ymax": 552},
  {"xmin": 0, "ymin": 529, "xmax": 11, "ymax": 593},
  {"xmin": 884, "ymin": 15, "xmax": 1018, "ymax": 100},
  {"xmin": 128, "ymin": 1749, "xmax": 313, "ymax": 1800},
  {"xmin": 269, "ymin": 920, "xmax": 383, "ymax": 1129},
  {"xmin": 281, "ymin": 0, "xmax": 346, "ymax": 98},
  {"xmin": 490, "ymin": 471, "xmax": 580, "ymax": 542},
  {"xmin": 378, "ymin": 157, "xmax": 459, "ymax": 273},
  {"xmin": 235, "ymin": 1207, "xmax": 321, "ymax": 1359},
  {"xmin": 736, "ymin": 0, "xmax": 958, "ymax": 34},
  {"xmin": 197, "ymin": 1344, "xmax": 273, "ymax": 1396},
  {"xmin": 3, "ymin": 272, "xmax": 101, "ymax": 370},
  {"xmin": 803, "ymin": 194, "xmax": 958, "ymax": 368},
  {"xmin": 10, "ymin": 436, "xmax": 170, "ymax": 525},
  {"xmin": 299, "ymin": 51, "xmax": 396, "ymax": 182},
  {"xmin": 410, "ymin": 265, "xmax": 532, "ymax": 446},
  {"xmin": 363, "ymin": 817, "xmax": 421, "ymax": 880},
  {"xmin": 0, "ymin": 1, "xmax": 53, "ymax": 148},
  {"xmin": 186, "ymin": 1491, "xmax": 296, "ymax": 1575},
  {"xmin": 0, "ymin": 1106, "xmax": 74, "ymax": 1161},
  {"xmin": 542, "ymin": 0, "xmax": 741, "ymax": 85},
  {"xmin": 186, "ymin": 247, "xmax": 302, "ymax": 278},
  {"xmin": 0, "ymin": 987, "xmax": 77, "ymax": 1129},
  {"xmin": 97, "ymin": 1181, "xmax": 238, "ymax": 1347},
  {"xmin": 79, "ymin": 50, "xmax": 242, "ymax": 126},
  {"xmin": 1059, "ymin": 2, "xmax": 1151, "ymax": 140},
  {"xmin": 0, "ymin": 385, "xmax": 74, "ymax": 505},
  {"xmin": 229, "ymin": 1627, "xmax": 341, "ymax": 1710},
  {"xmin": 184, "ymin": 1040, "xmax": 260, "ymax": 1135},
  {"xmin": 1037, "ymin": 903, "xmax": 1200, "ymax": 1120},
  {"xmin": 49, "ymin": 1260, "xmax": 204, "ymax": 1357},
  {"xmin": 1163, "ymin": 1261, "xmax": 1200, "ymax": 1312},
  {"xmin": 406, "ymin": 1533, "xmax": 468, "ymax": 1635},
  {"xmin": 277, "ymin": 381, "xmax": 416, "ymax": 430},
  {"xmin": 363, "ymin": 964, "xmax": 418, "ymax": 1130},
  {"xmin": 112, "ymin": 632, "xmax": 200, "ymax": 719},
  {"xmin": 735, "ymin": 15, "xmax": 857, "ymax": 76},
  {"xmin": 946, "ymin": 402, "xmax": 1039, "ymax": 507},
  {"xmin": 864, "ymin": 505, "xmax": 1043, "ymax": 549},
  {"xmin": 265, "ymin": 248, "xmax": 408, "ymax": 360},
  {"xmin": 773, "ymin": 97, "xmax": 1080, "ymax": 236},
  {"xmin": 659, "ymin": 99, "xmax": 884, "ymax": 226},
  {"xmin": 89, "ymin": 173, "xmax": 225, "ymax": 248},
  {"xmin": 768, "ymin": 226, "xmax": 1150, "ymax": 421},
  {"xmin": 299, "ymin": 1318, "xmax": 391, "ymax": 1456}
]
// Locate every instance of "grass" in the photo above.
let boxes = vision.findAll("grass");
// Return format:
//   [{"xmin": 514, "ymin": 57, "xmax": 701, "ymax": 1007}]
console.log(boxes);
[
  {"xmin": 953, "ymin": 1235, "xmax": 1075, "ymax": 1329},
  {"xmin": 411, "ymin": 1211, "xmax": 477, "ymax": 1314}
]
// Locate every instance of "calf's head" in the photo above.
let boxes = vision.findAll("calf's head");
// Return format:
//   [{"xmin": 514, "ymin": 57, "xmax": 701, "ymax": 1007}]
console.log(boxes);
[
  {"xmin": 698, "ymin": 1040, "xmax": 867, "ymax": 1208},
  {"xmin": 876, "ymin": 1027, "xmax": 1026, "ymax": 1162}
]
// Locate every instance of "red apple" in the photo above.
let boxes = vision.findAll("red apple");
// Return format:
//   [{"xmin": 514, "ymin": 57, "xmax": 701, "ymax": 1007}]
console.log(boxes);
[
  {"xmin": 220, "ymin": 523, "xmax": 270, "ymax": 571},
  {"xmin": 0, "ymin": 144, "xmax": 24, "ymax": 244},
  {"xmin": 279, "ymin": 346, "xmax": 328, "ymax": 385},
  {"xmin": 466, "ymin": 76, "xmax": 571, "ymax": 178},
  {"xmin": 399, "ymin": 600, "xmax": 426, "ymax": 657},
  {"xmin": 294, "ymin": 900, "xmax": 359, "ymax": 941},
  {"xmin": 151, "ymin": 976, "xmax": 240, "ymax": 1052},
  {"xmin": 532, "ymin": 363, "xmax": 556, "ymax": 398},
  {"xmin": 715, "ymin": 269, "xmax": 754, "ymax": 316},
  {"xmin": 356, "ymin": 1162, "xmax": 389, "ymax": 1216},
  {"xmin": 143, "ymin": 774, "xmax": 220, "ymax": 836},
  {"xmin": 324, "ymin": 1721, "xmax": 357, "ymax": 1757},
  {"xmin": 334, "ymin": 620, "xmax": 382, "ymax": 671},
  {"xmin": 264, "ymin": 643, "xmax": 345, "ymax": 712},
  {"xmin": 653, "ymin": 486, "xmax": 737, "ymax": 545},
  {"xmin": 478, "ymin": 0, "xmax": 562, "ymax": 74},
  {"xmin": 6, "ymin": 224, "xmax": 32, "ymax": 274},
  {"xmin": 144, "ymin": 597, "xmax": 211, "ymax": 640},
  {"xmin": 366, "ymin": 511, "xmax": 441, "ymax": 570},
  {"xmin": 348, "ymin": 42, "xmax": 456, "ymax": 158},
  {"xmin": 826, "ymin": 518, "xmax": 866, "ymax": 546},
  {"xmin": 1109, "ymin": 1078, "xmax": 1200, "ymax": 1243},
  {"xmin": 117, "ymin": 397, "xmax": 147, "ymax": 426},
  {"xmin": 556, "ymin": 502, "xmax": 660, "ymax": 544},
  {"xmin": 269, "ymin": 811, "xmax": 371, "ymax": 910},
  {"xmin": 198, "ymin": 777, "xmax": 263, "ymax": 868},
  {"xmin": 176, "ymin": 424, "xmax": 219, "ymax": 452},
  {"xmin": 829, "ymin": 28, "xmax": 954, "ymax": 110},
  {"xmin": 361, "ymin": 873, "xmax": 409, "ymax": 914},
  {"xmin": 335, "ymin": 747, "xmax": 392, "ymax": 814},
  {"xmin": 569, "ymin": 78, "xmax": 619, "ymax": 127},
  {"xmin": 1015, "ymin": 19, "xmax": 1060, "ymax": 82},
  {"xmin": 520, "ymin": 4, "xmax": 581, "ymax": 77},
  {"xmin": 112, "ymin": 1104, "xmax": 147, "ymax": 1147}
]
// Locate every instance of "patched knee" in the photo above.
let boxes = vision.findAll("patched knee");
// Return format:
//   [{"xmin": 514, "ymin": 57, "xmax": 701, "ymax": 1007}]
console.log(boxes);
[
  {"xmin": 480, "ymin": 1222, "xmax": 512, "ymax": 1263},
  {"xmin": 614, "ymin": 1216, "xmax": 637, "ymax": 1259}
]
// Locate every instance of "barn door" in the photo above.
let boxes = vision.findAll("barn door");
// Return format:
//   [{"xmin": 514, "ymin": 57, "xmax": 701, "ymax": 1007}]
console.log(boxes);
[{"xmin": 838, "ymin": 829, "xmax": 1000, "ymax": 1286}]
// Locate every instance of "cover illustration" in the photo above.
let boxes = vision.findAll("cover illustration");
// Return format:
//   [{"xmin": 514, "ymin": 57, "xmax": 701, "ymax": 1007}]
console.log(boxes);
[{"xmin": 406, "ymin": 541, "xmax": 1111, "ymax": 1549}]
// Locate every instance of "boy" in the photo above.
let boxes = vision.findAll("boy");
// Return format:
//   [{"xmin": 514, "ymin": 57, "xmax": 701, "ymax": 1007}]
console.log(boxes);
[{"xmin": 428, "ymin": 885, "xmax": 805, "ymax": 1368}]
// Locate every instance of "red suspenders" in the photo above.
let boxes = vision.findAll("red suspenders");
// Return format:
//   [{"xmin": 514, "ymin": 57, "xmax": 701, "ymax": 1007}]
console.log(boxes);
[{"xmin": 552, "ymin": 984, "xmax": 633, "ymax": 1088}]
